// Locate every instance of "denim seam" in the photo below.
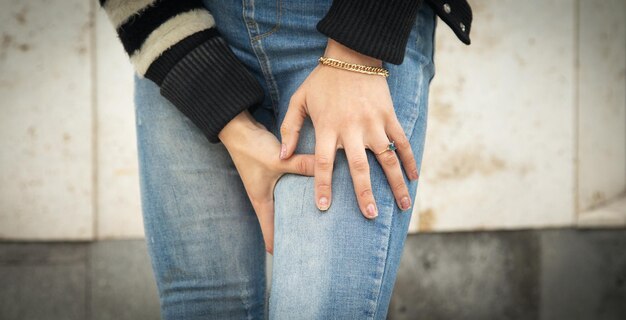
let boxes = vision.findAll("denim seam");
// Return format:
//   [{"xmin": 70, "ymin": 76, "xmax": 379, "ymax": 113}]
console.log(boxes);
[
  {"xmin": 368, "ymin": 199, "xmax": 396, "ymax": 319},
  {"xmin": 372, "ymin": 102, "xmax": 423, "ymax": 319},
  {"xmin": 409, "ymin": 8, "xmax": 437, "ymax": 135},
  {"xmin": 430, "ymin": 9, "xmax": 437, "ymax": 78},
  {"xmin": 364, "ymin": 13, "xmax": 433, "ymax": 314},
  {"xmin": 251, "ymin": 0, "xmax": 282, "ymax": 41},
  {"xmin": 242, "ymin": 1, "xmax": 282, "ymax": 128},
  {"xmin": 413, "ymin": 13, "xmax": 436, "ymax": 76},
  {"xmin": 252, "ymin": 40, "xmax": 281, "ymax": 128},
  {"xmin": 407, "ymin": 92, "xmax": 424, "ymax": 145},
  {"xmin": 411, "ymin": 70, "xmax": 424, "ymax": 131},
  {"xmin": 371, "ymin": 24, "xmax": 432, "ymax": 310},
  {"xmin": 389, "ymin": 9, "xmax": 426, "ymax": 140}
]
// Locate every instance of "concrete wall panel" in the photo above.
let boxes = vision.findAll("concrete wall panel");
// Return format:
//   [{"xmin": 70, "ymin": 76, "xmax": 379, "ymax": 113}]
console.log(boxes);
[
  {"xmin": 577, "ymin": 0, "xmax": 626, "ymax": 215},
  {"xmin": 411, "ymin": 0, "xmax": 578, "ymax": 232},
  {"xmin": 95, "ymin": 8, "xmax": 143, "ymax": 239},
  {"xmin": 0, "ymin": 0, "xmax": 94, "ymax": 239}
]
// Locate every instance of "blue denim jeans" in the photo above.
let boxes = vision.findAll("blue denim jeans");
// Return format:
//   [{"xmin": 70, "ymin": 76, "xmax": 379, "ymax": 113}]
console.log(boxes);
[{"xmin": 134, "ymin": 0, "xmax": 436, "ymax": 319}]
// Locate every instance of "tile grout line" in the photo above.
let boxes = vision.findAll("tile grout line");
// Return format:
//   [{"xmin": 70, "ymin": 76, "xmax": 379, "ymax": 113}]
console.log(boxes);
[
  {"xmin": 89, "ymin": 0, "xmax": 99, "ymax": 240},
  {"xmin": 85, "ymin": 242, "xmax": 94, "ymax": 320},
  {"xmin": 573, "ymin": 0, "xmax": 580, "ymax": 224},
  {"xmin": 87, "ymin": 0, "xmax": 98, "ymax": 318}
]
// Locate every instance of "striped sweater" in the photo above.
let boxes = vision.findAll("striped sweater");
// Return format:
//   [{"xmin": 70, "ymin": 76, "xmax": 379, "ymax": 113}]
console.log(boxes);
[{"xmin": 100, "ymin": 0, "xmax": 472, "ymax": 143}]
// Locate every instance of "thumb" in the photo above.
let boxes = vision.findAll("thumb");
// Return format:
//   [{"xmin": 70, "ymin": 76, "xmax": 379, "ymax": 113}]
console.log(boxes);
[
  {"xmin": 253, "ymin": 198, "xmax": 275, "ymax": 254},
  {"xmin": 280, "ymin": 153, "xmax": 315, "ymax": 176},
  {"xmin": 280, "ymin": 89, "xmax": 307, "ymax": 160}
]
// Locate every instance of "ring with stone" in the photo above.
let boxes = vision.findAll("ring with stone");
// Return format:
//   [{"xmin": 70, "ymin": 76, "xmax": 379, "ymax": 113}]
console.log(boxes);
[{"xmin": 375, "ymin": 141, "xmax": 396, "ymax": 156}]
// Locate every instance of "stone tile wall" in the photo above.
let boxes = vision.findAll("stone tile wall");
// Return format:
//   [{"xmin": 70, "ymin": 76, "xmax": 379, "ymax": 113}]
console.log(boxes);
[{"xmin": 0, "ymin": 0, "xmax": 624, "ymax": 239}]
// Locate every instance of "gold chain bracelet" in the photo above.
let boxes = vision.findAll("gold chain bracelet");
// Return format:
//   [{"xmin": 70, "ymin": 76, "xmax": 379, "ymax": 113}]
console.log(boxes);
[{"xmin": 318, "ymin": 56, "xmax": 389, "ymax": 78}]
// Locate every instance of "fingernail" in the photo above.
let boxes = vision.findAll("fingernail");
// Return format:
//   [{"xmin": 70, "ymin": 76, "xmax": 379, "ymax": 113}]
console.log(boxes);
[
  {"xmin": 411, "ymin": 169, "xmax": 419, "ymax": 181},
  {"xmin": 401, "ymin": 197, "xmax": 411, "ymax": 211},
  {"xmin": 366, "ymin": 203, "xmax": 378, "ymax": 218},
  {"xmin": 279, "ymin": 144, "xmax": 287, "ymax": 159},
  {"xmin": 318, "ymin": 197, "xmax": 329, "ymax": 211}
]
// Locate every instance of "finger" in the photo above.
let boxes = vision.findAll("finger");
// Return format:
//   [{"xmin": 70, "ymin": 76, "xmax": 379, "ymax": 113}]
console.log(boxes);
[
  {"xmin": 386, "ymin": 120, "xmax": 419, "ymax": 181},
  {"xmin": 280, "ymin": 153, "xmax": 315, "ymax": 176},
  {"xmin": 314, "ymin": 133, "xmax": 337, "ymax": 211},
  {"xmin": 344, "ymin": 140, "xmax": 378, "ymax": 219},
  {"xmin": 369, "ymin": 131, "xmax": 412, "ymax": 211},
  {"xmin": 252, "ymin": 198, "xmax": 275, "ymax": 254},
  {"xmin": 280, "ymin": 89, "xmax": 307, "ymax": 160}
]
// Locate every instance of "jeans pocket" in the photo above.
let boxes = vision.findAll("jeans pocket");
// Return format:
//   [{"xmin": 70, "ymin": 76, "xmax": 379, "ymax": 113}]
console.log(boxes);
[{"xmin": 243, "ymin": 0, "xmax": 282, "ymax": 41}]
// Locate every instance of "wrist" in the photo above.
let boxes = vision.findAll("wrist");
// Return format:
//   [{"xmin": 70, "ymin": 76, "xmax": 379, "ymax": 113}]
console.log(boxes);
[
  {"xmin": 324, "ymin": 38, "xmax": 383, "ymax": 67},
  {"xmin": 218, "ymin": 110, "xmax": 265, "ymax": 145}
]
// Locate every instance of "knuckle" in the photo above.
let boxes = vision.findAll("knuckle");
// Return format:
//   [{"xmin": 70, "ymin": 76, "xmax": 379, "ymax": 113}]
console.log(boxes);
[
  {"xmin": 395, "ymin": 137, "xmax": 410, "ymax": 150},
  {"xmin": 402, "ymin": 157, "xmax": 418, "ymax": 172},
  {"xmin": 381, "ymin": 152, "xmax": 399, "ymax": 166},
  {"xmin": 350, "ymin": 156, "xmax": 369, "ymax": 172},
  {"xmin": 280, "ymin": 123, "xmax": 289, "ymax": 136},
  {"xmin": 316, "ymin": 156, "xmax": 332, "ymax": 170},
  {"xmin": 359, "ymin": 188, "xmax": 373, "ymax": 199},
  {"xmin": 316, "ymin": 183, "xmax": 331, "ymax": 193},
  {"xmin": 344, "ymin": 113, "xmax": 361, "ymax": 124},
  {"xmin": 296, "ymin": 159, "xmax": 308, "ymax": 175},
  {"xmin": 289, "ymin": 93, "xmax": 299, "ymax": 105},
  {"xmin": 280, "ymin": 123, "xmax": 300, "ymax": 137},
  {"xmin": 392, "ymin": 181, "xmax": 406, "ymax": 193}
]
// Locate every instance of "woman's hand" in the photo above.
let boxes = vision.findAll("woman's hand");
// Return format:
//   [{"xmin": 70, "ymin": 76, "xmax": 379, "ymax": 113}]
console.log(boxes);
[
  {"xmin": 219, "ymin": 111, "xmax": 315, "ymax": 254},
  {"xmin": 279, "ymin": 38, "xmax": 419, "ymax": 219}
]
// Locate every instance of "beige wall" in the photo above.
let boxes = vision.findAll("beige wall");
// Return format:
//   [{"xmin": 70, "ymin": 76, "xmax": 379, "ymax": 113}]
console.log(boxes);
[
  {"xmin": 413, "ymin": 0, "xmax": 626, "ymax": 232},
  {"xmin": 1, "ymin": 0, "xmax": 624, "ymax": 240}
]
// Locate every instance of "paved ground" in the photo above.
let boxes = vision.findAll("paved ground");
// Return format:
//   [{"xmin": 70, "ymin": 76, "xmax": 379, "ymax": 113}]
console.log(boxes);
[{"xmin": 1, "ymin": 229, "xmax": 625, "ymax": 320}]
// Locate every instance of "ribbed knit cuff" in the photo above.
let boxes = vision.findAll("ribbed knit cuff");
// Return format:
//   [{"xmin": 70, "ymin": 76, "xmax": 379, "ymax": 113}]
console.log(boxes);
[
  {"xmin": 156, "ymin": 36, "xmax": 264, "ymax": 143},
  {"xmin": 316, "ymin": 0, "xmax": 423, "ymax": 65}
]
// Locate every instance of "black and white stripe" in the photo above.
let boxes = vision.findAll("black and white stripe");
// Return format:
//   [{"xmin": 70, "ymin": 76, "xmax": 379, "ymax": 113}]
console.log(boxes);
[
  {"xmin": 100, "ymin": 0, "xmax": 264, "ymax": 143},
  {"xmin": 102, "ymin": 0, "xmax": 218, "ymax": 76}
]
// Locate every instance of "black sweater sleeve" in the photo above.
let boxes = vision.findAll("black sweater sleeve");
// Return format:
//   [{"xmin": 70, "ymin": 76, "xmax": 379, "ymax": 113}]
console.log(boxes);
[
  {"xmin": 102, "ymin": 0, "xmax": 472, "ymax": 143},
  {"xmin": 317, "ymin": 0, "xmax": 473, "ymax": 65},
  {"xmin": 100, "ymin": 0, "xmax": 264, "ymax": 143},
  {"xmin": 316, "ymin": 0, "xmax": 425, "ymax": 65}
]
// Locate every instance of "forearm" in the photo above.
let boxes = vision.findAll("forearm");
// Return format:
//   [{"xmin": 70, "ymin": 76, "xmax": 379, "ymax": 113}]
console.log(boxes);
[{"xmin": 218, "ymin": 111, "xmax": 266, "ymax": 149}]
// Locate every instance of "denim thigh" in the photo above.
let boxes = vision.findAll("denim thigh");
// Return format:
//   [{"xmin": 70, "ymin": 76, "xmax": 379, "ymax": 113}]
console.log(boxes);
[
  {"xmin": 206, "ymin": 0, "xmax": 436, "ymax": 319},
  {"xmin": 141, "ymin": 0, "xmax": 437, "ymax": 318},
  {"xmin": 134, "ymin": 76, "xmax": 266, "ymax": 319}
]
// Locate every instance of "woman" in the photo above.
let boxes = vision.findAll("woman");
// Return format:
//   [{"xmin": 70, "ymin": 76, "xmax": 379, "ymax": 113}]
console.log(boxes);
[{"xmin": 102, "ymin": 0, "xmax": 472, "ymax": 318}]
